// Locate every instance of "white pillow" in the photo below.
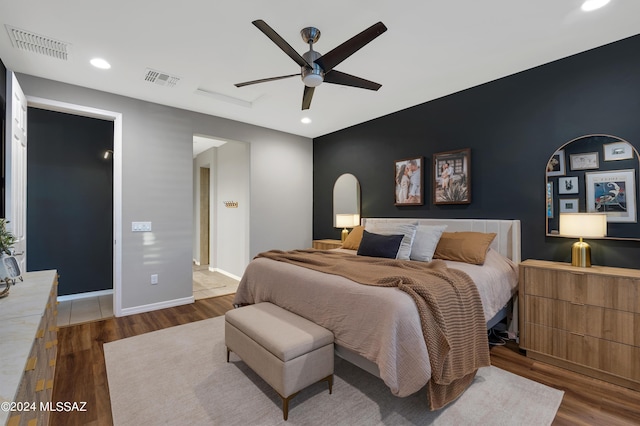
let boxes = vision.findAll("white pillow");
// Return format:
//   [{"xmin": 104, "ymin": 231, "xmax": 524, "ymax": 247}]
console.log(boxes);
[
  {"xmin": 364, "ymin": 221, "xmax": 417, "ymax": 260},
  {"xmin": 410, "ymin": 225, "xmax": 447, "ymax": 262}
]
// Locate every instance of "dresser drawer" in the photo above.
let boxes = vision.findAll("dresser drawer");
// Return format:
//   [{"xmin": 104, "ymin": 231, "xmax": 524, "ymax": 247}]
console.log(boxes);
[
  {"xmin": 523, "ymin": 267, "xmax": 586, "ymax": 303},
  {"xmin": 525, "ymin": 323, "xmax": 640, "ymax": 382},
  {"xmin": 525, "ymin": 295, "xmax": 585, "ymax": 334}
]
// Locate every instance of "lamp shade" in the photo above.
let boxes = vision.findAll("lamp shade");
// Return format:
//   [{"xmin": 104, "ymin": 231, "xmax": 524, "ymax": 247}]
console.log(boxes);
[
  {"xmin": 559, "ymin": 213, "xmax": 607, "ymax": 238},
  {"xmin": 335, "ymin": 214, "xmax": 360, "ymax": 228}
]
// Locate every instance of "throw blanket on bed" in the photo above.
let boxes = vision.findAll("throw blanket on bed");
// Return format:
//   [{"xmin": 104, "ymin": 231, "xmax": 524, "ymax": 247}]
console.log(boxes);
[{"xmin": 256, "ymin": 249, "xmax": 490, "ymax": 410}]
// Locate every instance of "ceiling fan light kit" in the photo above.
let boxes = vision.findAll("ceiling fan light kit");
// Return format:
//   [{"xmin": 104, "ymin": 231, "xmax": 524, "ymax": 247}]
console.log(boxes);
[{"xmin": 235, "ymin": 20, "xmax": 387, "ymax": 110}]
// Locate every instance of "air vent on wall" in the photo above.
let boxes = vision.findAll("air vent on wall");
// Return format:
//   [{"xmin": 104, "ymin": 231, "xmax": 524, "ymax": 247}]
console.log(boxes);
[
  {"xmin": 5, "ymin": 25, "xmax": 70, "ymax": 60},
  {"xmin": 144, "ymin": 68, "xmax": 180, "ymax": 87}
]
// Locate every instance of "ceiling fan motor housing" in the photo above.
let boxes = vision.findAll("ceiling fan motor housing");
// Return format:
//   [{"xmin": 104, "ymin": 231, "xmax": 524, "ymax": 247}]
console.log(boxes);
[{"xmin": 302, "ymin": 49, "xmax": 324, "ymax": 87}]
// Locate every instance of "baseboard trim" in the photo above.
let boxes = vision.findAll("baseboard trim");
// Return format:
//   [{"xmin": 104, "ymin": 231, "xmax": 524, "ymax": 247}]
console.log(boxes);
[
  {"xmin": 119, "ymin": 296, "xmax": 195, "ymax": 317},
  {"xmin": 209, "ymin": 268, "xmax": 241, "ymax": 281},
  {"xmin": 58, "ymin": 289, "xmax": 114, "ymax": 303}
]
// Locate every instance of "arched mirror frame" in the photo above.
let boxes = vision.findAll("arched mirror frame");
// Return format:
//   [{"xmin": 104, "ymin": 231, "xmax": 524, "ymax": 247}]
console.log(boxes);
[
  {"xmin": 546, "ymin": 134, "xmax": 640, "ymax": 241},
  {"xmin": 333, "ymin": 173, "xmax": 361, "ymax": 227}
]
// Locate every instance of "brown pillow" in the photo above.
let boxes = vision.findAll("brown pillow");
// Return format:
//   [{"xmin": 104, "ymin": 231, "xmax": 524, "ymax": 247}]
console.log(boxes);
[
  {"xmin": 342, "ymin": 225, "xmax": 364, "ymax": 250},
  {"xmin": 433, "ymin": 232, "xmax": 497, "ymax": 265}
]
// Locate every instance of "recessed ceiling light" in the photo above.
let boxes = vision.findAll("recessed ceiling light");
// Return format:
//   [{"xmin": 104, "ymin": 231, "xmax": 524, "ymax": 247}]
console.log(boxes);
[
  {"xmin": 90, "ymin": 58, "xmax": 111, "ymax": 69},
  {"xmin": 581, "ymin": 0, "xmax": 610, "ymax": 12},
  {"xmin": 301, "ymin": 117, "xmax": 312, "ymax": 124}
]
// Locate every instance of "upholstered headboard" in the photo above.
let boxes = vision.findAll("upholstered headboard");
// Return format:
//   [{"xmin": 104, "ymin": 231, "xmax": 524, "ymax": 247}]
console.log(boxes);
[{"xmin": 361, "ymin": 218, "xmax": 521, "ymax": 264}]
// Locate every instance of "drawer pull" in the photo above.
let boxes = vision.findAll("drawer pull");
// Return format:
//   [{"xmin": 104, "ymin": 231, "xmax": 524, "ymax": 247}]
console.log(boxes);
[
  {"xmin": 7, "ymin": 415, "xmax": 21, "ymax": 426},
  {"xmin": 47, "ymin": 379, "xmax": 54, "ymax": 389},
  {"xmin": 36, "ymin": 328, "xmax": 45, "ymax": 339},
  {"xmin": 36, "ymin": 379, "xmax": 45, "ymax": 392},
  {"xmin": 25, "ymin": 357, "xmax": 37, "ymax": 371},
  {"xmin": 49, "ymin": 358, "xmax": 56, "ymax": 367}
]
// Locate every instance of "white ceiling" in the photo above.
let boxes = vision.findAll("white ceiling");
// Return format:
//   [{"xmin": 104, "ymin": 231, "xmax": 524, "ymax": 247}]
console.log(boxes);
[{"xmin": 1, "ymin": 1, "xmax": 639, "ymax": 139}]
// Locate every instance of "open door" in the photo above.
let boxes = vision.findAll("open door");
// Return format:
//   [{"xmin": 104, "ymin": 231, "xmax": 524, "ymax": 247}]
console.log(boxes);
[{"xmin": 4, "ymin": 71, "xmax": 27, "ymax": 272}]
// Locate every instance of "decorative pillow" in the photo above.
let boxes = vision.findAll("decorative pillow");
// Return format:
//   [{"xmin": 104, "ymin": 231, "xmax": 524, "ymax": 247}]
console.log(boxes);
[
  {"xmin": 357, "ymin": 230, "xmax": 404, "ymax": 259},
  {"xmin": 364, "ymin": 221, "xmax": 417, "ymax": 260},
  {"xmin": 342, "ymin": 225, "xmax": 364, "ymax": 250},
  {"xmin": 410, "ymin": 225, "xmax": 448, "ymax": 262},
  {"xmin": 433, "ymin": 231, "xmax": 497, "ymax": 265}
]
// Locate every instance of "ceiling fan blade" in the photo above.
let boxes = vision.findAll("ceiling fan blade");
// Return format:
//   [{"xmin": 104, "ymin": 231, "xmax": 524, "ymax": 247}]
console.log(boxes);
[
  {"xmin": 235, "ymin": 73, "xmax": 300, "ymax": 88},
  {"xmin": 302, "ymin": 86, "xmax": 315, "ymax": 110},
  {"xmin": 324, "ymin": 70, "xmax": 381, "ymax": 91},
  {"xmin": 314, "ymin": 22, "xmax": 387, "ymax": 72},
  {"xmin": 252, "ymin": 20, "xmax": 311, "ymax": 68}
]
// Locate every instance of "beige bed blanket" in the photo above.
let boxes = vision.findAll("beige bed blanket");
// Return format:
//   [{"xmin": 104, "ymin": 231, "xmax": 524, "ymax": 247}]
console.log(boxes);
[{"xmin": 241, "ymin": 249, "xmax": 490, "ymax": 410}]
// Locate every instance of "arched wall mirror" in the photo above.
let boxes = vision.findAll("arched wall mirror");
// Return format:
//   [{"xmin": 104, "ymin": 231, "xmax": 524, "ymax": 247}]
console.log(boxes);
[
  {"xmin": 546, "ymin": 134, "xmax": 640, "ymax": 241},
  {"xmin": 333, "ymin": 173, "xmax": 361, "ymax": 227}
]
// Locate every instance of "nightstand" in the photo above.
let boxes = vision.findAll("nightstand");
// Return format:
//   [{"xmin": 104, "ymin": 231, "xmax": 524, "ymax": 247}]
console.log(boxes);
[
  {"xmin": 312, "ymin": 239, "xmax": 343, "ymax": 250},
  {"xmin": 518, "ymin": 259, "xmax": 640, "ymax": 391}
]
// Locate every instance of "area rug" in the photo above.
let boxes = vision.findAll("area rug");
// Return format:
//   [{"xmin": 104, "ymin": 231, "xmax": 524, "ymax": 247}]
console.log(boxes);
[{"xmin": 105, "ymin": 316, "xmax": 563, "ymax": 426}]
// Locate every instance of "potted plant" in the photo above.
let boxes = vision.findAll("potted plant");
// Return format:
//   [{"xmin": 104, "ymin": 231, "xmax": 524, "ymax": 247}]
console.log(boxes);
[
  {"xmin": 0, "ymin": 219, "xmax": 18, "ymax": 298},
  {"xmin": 0, "ymin": 218, "xmax": 17, "ymax": 255}
]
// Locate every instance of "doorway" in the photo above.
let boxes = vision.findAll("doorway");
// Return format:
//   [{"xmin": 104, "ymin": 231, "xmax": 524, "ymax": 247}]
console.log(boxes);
[
  {"xmin": 192, "ymin": 135, "xmax": 249, "ymax": 299},
  {"xmin": 199, "ymin": 167, "xmax": 210, "ymax": 265},
  {"xmin": 27, "ymin": 96, "xmax": 123, "ymax": 316}
]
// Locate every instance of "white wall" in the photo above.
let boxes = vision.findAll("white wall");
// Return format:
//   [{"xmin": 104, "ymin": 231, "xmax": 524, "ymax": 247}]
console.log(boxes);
[
  {"xmin": 216, "ymin": 141, "xmax": 250, "ymax": 278},
  {"xmin": 18, "ymin": 73, "xmax": 312, "ymax": 315}
]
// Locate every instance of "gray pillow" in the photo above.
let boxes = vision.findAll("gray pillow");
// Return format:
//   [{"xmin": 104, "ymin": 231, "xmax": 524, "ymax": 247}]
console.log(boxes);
[{"xmin": 410, "ymin": 225, "xmax": 448, "ymax": 262}]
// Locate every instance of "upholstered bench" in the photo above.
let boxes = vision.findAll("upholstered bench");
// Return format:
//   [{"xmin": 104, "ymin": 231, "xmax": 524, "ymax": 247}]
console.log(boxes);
[{"xmin": 225, "ymin": 302, "xmax": 334, "ymax": 420}]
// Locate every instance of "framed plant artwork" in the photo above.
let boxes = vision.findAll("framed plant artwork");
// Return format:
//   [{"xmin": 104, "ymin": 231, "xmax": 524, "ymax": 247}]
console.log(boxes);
[
  {"xmin": 546, "ymin": 150, "xmax": 565, "ymax": 177},
  {"xmin": 559, "ymin": 198, "xmax": 579, "ymax": 213},
  {"xmin": 433, "ymin": 148, "xmax": 471, "ymax": 205},
  {"xmin": 585, "ymin": 169, "xmax": 637, "ymax": 223},
  {"xmin": 395, "ymin": 157, "xmax": 423, "ymax": 206}
]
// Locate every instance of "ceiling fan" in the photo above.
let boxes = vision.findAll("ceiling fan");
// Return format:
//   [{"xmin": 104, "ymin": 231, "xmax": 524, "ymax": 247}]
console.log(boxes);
[{"xmin": 235, "ymin": 20, "xmax": 387, "ymax": 110}]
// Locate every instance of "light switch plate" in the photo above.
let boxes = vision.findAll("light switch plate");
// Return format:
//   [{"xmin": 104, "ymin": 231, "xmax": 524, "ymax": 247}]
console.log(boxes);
[{"xmin": 132, "ymin": 221, "xmax": 152, "ymax": 232}]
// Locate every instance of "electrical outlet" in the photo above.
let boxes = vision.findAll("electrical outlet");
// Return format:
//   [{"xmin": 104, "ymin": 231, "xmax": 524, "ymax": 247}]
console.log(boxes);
[{"xmin": 151, "ymin": 274, "xmax": 158, "ymax": 285}]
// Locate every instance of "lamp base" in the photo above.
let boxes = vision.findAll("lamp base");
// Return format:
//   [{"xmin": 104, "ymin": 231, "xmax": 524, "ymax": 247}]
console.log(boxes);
[
  {"xmin": 341, "ymin": 228, "xmax": 349, "ymax": 242},
  {"xmin": 571, "ymin": 240, "xmax": 592, "ymax": 267}
]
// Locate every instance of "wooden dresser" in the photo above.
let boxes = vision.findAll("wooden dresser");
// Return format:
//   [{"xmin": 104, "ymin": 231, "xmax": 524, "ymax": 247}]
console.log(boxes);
[
  {"xmin": 0, "ymin": 270, "xmax": 59, "ymax": 426},
  {"xmin": 312, "ymin": 239, "xmax": 343, "ymax": 250},
  {"xmin": 518, "ymin": 259, "xmax": 640, "ymax": 391}
]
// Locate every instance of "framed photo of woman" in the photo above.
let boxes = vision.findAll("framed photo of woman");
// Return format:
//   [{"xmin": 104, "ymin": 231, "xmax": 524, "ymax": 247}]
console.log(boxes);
[
  {"xmin": 395, "ymin": 157, "xmax": 423, "ymax": 206},
  {"xmin": 433, "ymin": 148, "xmax": 471, "ymax": 205}
]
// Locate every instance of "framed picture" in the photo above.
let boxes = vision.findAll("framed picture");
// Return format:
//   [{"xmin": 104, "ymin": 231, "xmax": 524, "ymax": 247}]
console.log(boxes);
[
  {"xmin": 395, "ymin": 157, "xmax": 423, "ymax": 206},
  {"xmin": 433, "ymin": 148, "xmax": 471, "ymax": 205},
  {"xmin": 570, "ymin": 152, "xmax": 599, "ymax": 170},
  {"xmin": 603, "ymin": 141, "xmax": 634, "ymax": 161},
  {"xmin": 546, "ymin": 150, "xmax": 565, "ymax": 176},
  {"xmin": 559, "ymin": 198, "xmax": 579, "ymax": 213},
  {"xmin": 558, "ymin": 176, "xmax": 579, "ymax": 194},
  {"xmin": 546, "ymin": 182, "xmax": 553, "ymax": 219},
  {"xmin": 585, "ymin": 169, "xmax": 637, "ymax": 223}
]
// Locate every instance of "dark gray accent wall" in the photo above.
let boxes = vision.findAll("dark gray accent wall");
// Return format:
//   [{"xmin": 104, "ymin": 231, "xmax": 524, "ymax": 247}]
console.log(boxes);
[
  {"xmin": 313, "ymin": 34, "xmax": 640, "ymax": 269},
  {"xmin": 1, "ymin": 58, "xmax": 6, "ymax": 217},
  {"xmin": 27, "ymin": 108, "xmax": 114, "ymax": 295}
]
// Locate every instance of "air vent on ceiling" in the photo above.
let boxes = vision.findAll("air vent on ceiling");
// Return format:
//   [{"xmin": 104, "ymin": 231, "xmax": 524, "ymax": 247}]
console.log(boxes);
[
  {"xmin": 144, "ymin": 68, "xmax": 180, "ymax": 87},
  {"xmin": 5, "ymin": 25, "xmax": 70, "ymax": 60}
]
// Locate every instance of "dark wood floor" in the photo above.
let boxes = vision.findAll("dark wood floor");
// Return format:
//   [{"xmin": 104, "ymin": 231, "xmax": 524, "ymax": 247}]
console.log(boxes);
[{"xmin": 51, "ymin": 294, "xmax": 640, "ymax": 426}]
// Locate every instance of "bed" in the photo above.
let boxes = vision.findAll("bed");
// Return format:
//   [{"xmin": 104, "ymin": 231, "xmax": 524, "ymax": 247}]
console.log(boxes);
[{"xmin": 233, "ymin": 218, "xmax": 521, "ymax": 409}]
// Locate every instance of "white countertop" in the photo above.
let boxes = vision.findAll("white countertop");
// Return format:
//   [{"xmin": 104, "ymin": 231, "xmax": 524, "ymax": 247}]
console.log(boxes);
[{"xmin": 0, "ymin": 270, "xmax": 57, "ymax": 425}]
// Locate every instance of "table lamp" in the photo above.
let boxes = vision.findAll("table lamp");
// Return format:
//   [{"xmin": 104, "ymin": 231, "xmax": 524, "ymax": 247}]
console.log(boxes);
[
  {"xmin": 559, "ymin": 213, "xmax": 607, "ymax": 267},
  {"xmin": 335, "ymin": 214, "xmax": 360, "ymax": 242}
]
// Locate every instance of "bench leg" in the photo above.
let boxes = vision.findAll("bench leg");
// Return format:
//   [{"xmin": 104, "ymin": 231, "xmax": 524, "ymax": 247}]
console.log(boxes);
[
  {"xmin": 226, "ymin": 347, "xmax": 230, "ymax": 363},
  {"xmin": 279, "ymin": 375, "xmax": 333, "ymax": 421}
]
